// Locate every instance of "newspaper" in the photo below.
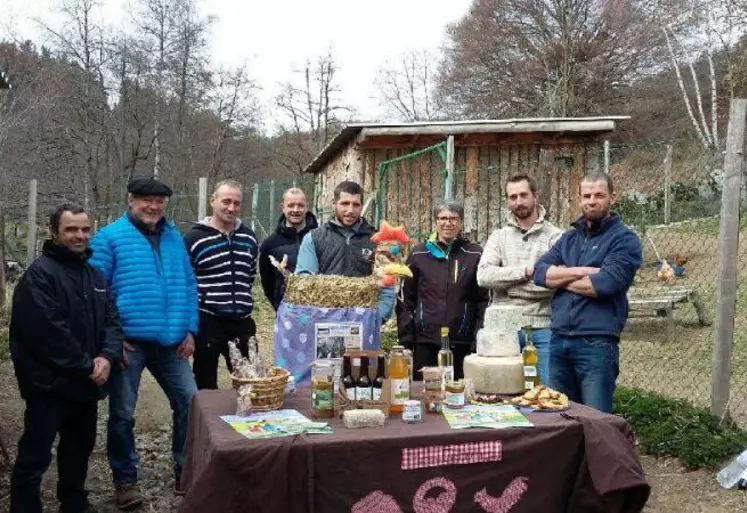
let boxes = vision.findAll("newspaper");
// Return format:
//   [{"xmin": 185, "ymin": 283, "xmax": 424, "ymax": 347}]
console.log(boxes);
[{"xmin": 314, "ymin": 323, "xmax": 362, "ymax": 393}]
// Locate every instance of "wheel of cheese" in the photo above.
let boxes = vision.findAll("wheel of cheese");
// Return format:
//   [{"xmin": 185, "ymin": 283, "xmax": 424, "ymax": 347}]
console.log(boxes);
[
  {"xmin": 475, "ymin": 329, "xmax": 520, "ymax": 357},
  {"xmin": 483, "ymin": 304, "xmax": 526, "ymax": 335},
  {"xmin": 463, "ymin": 354, "xmax": 524, "ymax": 395}
]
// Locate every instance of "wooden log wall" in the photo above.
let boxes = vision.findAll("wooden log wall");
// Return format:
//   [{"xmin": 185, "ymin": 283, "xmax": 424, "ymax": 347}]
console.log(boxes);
[{"xmin": 337, "ymin": 140, "xmax": 603, "ymax": 243}]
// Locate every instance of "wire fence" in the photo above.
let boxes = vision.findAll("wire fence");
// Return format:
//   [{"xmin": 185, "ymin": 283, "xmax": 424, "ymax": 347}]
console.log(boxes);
[
  {"xmin": 2, "ymin": 140, "xmax": 746, "ymax": 426},
  {"xmin": 376, "ymin": 138, "xmax": 747, "ymax": 425}
]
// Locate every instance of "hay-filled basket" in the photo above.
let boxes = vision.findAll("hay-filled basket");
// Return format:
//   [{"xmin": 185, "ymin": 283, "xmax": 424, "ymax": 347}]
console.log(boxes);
[{"xmin": 231, "ymin": 367, "xmax": 290, "ymax": 411}]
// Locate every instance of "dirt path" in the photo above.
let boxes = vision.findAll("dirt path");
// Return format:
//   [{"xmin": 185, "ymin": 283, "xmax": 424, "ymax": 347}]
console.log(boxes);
[{"xmin": 1, "ymin": 356, "xmax": 746, "ymax": 512}]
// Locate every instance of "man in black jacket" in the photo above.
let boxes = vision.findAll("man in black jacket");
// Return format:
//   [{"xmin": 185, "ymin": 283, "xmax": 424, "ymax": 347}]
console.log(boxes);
[
  {"xmin": 184, "ymin": 179, "xmax": 259, "ymax": 389},
  {"xmin": 10, "ymin": 203, "xmax": 123, "ymax": 513},
  {"xmin": 258, "ymin": 187, "xmax": 318, "ymax": 310}
]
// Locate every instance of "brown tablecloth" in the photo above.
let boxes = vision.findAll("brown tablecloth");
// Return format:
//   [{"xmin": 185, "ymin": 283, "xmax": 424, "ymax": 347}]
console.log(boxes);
[{"xmin": 180, "ymin": 389, "xmax": 649, "ymax": 513}]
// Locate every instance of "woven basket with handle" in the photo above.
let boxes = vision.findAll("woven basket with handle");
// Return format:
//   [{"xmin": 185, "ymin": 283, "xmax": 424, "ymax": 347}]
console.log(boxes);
[{"xmin": 230, "ymin": 367, "xmax": 290, "ymax": 411}]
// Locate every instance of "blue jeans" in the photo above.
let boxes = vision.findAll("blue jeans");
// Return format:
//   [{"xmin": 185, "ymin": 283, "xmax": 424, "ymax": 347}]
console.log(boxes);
[
  {"xmin": 548, "ymin": 334, "xmax": 619, "ymax": 413},
  {"xmin": 107, "ymin": 341, "xmax": 197, "ymax": 486},
  {"xmin": 517, "ymin": 328, "xmax": 551, "ymax": 386}
]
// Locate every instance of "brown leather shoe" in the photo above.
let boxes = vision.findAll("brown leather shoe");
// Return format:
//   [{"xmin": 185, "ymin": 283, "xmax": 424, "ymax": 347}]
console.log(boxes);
[{"xmin": 115, "ymin": 483, "xmax": 143, "ymax": 511}]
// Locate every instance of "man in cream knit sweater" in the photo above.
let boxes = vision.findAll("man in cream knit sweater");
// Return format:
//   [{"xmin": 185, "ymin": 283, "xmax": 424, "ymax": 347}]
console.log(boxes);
[{"xmin": 477, "ymin": 173, "xmax": 563, "ymax": 384}]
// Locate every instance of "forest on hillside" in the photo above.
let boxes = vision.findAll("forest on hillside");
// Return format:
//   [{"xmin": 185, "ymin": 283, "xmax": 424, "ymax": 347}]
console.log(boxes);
[{"xmin": 1, "ymin": 0, "xmax": 747, "ymax": 227}]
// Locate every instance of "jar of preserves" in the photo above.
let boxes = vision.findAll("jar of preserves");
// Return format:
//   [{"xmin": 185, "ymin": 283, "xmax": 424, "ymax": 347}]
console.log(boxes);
[
  {"xmin": 444, "ymin": 380, "xmax": 466, "ymax": 410},
  {"xmin": 311, "ymin": 375, "xmax": 334, "ymax": 418}
]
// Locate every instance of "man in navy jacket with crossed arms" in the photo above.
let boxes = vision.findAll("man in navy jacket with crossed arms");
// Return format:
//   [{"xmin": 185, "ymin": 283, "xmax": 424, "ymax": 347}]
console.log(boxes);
[{"xmin": 531, "ymin": 172, "xmax": 642, "ymax": 413}]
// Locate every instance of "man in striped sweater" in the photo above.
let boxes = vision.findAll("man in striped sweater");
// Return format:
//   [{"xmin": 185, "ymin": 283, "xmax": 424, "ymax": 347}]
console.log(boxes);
[
  {"xmin": 477, "ymin": 173, "xmax": 563, "ymax": 385},
  {"xmin": 184, "ymin": 179, "xmax": 259, "ymax": 390}
]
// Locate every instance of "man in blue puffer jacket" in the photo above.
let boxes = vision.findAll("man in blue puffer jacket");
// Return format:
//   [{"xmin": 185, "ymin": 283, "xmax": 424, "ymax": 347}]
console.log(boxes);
[
  {"xmin": 532, "ymin": 172, "xmax": 642, "ymax": 414},
  {"xmin": 89, "ymin": 178, "xmax": 198, "ymax": 509}
]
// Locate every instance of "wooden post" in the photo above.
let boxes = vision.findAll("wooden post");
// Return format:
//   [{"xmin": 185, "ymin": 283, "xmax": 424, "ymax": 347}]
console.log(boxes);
[
  {"xmin": 198, "ymin": 177, "xmax": 208, "ymax": 221},
  {"xmin": 604, "ymin": 140, "xmax": 610, "ymax": 174},
  {"xmin": 711, "ymin": 99, "xmax": 747, "ymax": 419},
  {"xmin": 445, "ymin": 135, "xmax": 455, "ymax": 200},
  {"xmin": 0, "ymin": 204, "xmax": 5, "ymax": 310},
  {"xmin": 269, "ymin": 180, "xmax": 276, "ymax": 224},
  {"xmin": 663, "ymin": 145, "xmax": 673, "ymax": 225},
  {"xmin": 27, "ymin": 179, "xmax": 37, "ymax": 266},
  {"xmin": 251, "ymin": 183, "xmax": 259, "ymax": 232}
]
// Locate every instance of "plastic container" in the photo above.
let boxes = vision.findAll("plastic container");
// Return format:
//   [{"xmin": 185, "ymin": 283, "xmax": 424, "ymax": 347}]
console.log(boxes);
[{"xmin": 717, "ymin": 448, "xmax": 747, "ymax": 489}]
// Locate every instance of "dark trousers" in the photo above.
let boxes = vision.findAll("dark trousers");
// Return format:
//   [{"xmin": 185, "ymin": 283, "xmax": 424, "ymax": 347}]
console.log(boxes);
[
  {"xmin": 410, "ymin": 343, "xmax": 472, "ymax": 381},
  {"xmin": 10, "ymin": 395, "xmax": 98, "ymax": 513},
  {"xmin": 193, "ymin": 313, "xmax": 256, "ymax": 389}
]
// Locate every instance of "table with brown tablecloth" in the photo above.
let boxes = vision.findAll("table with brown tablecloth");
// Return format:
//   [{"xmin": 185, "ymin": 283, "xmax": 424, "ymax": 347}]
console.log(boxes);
[{"xmin": 180, "ymin": 389, "xmax": 649, "ymax": 513}]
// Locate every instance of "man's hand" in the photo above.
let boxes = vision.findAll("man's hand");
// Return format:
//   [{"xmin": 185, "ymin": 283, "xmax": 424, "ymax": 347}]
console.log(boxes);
[
  {"xmin": 524, "ymin": 265, "xmax": 534, "ymax": 280},
  {"xmin": 579, "ymin": 266, "xmax": 600, "ymax": 275},
  {"xmin": 177, "ymin": 333, "xmax": 195, "ymax": 359},
  {"xmin": 121, "ymin": 341, "xmax": 135, "ymax": 369},
  {"xmin": 91, "ymin": 357, "xmax": 112, "ymax": 386}
]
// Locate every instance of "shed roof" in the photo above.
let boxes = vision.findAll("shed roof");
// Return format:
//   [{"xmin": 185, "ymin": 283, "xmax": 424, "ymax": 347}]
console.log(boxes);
[{"xmin": 302, "ymin": 116, "xmax": 630, "ymax": 174}]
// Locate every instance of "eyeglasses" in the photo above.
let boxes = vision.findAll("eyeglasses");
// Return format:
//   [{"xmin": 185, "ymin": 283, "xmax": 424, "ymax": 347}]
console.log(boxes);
[{"xmin": 436, "ymin": 216, "xmax": 461, "ymax": 223}]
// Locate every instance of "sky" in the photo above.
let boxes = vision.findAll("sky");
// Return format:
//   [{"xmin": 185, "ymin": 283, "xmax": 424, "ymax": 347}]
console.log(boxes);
[{"xmin": 1, "ymin": 0, "xmax": 473, "ymax": 126}]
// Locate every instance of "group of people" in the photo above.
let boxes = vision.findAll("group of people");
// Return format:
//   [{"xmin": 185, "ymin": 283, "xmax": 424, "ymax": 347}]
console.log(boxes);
[
  {"xmin": 399, "ymin": 171, "xmax": 641, "ymax": 417},
  {"xmin": 7, "ymin": 169, "xmax": 641, "ymax": 513}
]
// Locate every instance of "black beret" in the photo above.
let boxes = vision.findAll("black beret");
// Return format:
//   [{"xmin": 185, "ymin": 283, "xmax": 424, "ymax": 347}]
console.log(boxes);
[{"xmin": 127, "ymin": 177, "xmax": 173, "ymax": 197}]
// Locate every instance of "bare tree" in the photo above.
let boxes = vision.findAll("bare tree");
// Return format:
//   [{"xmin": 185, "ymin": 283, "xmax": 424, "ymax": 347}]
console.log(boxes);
[
  {"xmin": 438, "ymin": 0, "xmax": 670, "ymax": 118},
  {"xmin": 376, "ymin": 49, "xmax": 442, "ymax": 122},
  {"xmin": 207, "ymin": 65, "xmax": 260, "ymax": 184},
  {"xmin": 275, "ymin": 52, "xmax": 350, "ymax": 174}
]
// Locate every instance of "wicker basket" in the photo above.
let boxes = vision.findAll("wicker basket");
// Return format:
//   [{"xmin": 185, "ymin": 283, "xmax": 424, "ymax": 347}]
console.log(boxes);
[{"xmin": 230, "ymin": 367, "xmax": 290, "ymax": 411}]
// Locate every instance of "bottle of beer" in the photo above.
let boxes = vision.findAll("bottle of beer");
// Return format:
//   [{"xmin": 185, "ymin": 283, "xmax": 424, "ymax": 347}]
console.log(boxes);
[
  {"xmin": 372, "ymin": 354, "xmax": 386, "ymax": 400},
  {"xmin": 342, "ymin": 355, "xmax": 356, "ymax": 401},
  {"xmin": 356, "ymin": 356, "xmax": 373, "ymax": 401},
  {"xmin": 521, "ymin": 326, "xmax": 539, "ymax": 391},
  {"xmin": 437, "ymin": 326, "xmax": 454, "ymax": 387}
]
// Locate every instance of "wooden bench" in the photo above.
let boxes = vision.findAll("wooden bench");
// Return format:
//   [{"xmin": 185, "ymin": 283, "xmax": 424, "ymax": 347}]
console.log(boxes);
[{"xmin": 627, "ymin": 285, "xmax": 711, "ymax": 338}]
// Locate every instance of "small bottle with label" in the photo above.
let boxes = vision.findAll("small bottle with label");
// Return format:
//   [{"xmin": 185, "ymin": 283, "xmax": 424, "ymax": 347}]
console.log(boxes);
[
  {"xmin": 356, "ymin": 356, "xmax": 373, "ymax": 401},
  {"xmin": 372, "ymin": 354, "xmax": 386, "ymax": 401},
  {"xmin": 389, "ymin": 345, "xmax": 410, "ymax": 413},
  {"xmin": 521, "ymin": 325, "xmax": 539, "ymax": 391},
  {"xmin": 342, "ymin": 355, "xmax": 356, "ymax": 401},
  {"xmin": 437, "ymin": 327, "xmax": 454, "ymax": 388}
]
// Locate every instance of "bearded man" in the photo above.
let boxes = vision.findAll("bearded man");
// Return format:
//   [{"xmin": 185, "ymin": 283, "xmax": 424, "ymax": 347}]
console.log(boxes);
[
  {"xmin": 477, "ymin": 173, "xmax": 563, "ymax": 385},
  {"xmin": 532, "ymin": 172, "xmax": 642, "ymax": 413}
]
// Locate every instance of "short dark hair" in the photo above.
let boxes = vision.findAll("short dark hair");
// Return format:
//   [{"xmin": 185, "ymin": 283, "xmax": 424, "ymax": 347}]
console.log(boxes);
[
  {"xmin": 506, "ymin": 173, "xmax": 537, "ymax": 195},
  {"xmin": 581, "ymin": 172, "xmax": 614, "ymax": 194},
  {"xmin": 432, "ymin": 200, "xmax": 464, "ymax": 219},
  {"xmin": 49, "ymin": 202, "xmax": 85, "ymax": 234},
  {"xmin": 333, "ymin": 180, "xmax": 364, "ymax": 201}
]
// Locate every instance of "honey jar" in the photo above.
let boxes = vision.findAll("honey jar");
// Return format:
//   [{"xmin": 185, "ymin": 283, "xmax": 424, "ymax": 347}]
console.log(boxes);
[{"xmin": 444, "ymin": 380, "xmax": 466, "ymax": 410}]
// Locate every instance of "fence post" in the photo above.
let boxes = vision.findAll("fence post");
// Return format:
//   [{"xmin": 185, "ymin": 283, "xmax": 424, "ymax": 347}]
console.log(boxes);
[
  {"xmin": 198, "ymin": 177, "xmax": 208, "ymax": 221},
  {"xmin": 445, "ymin": 135, "xmax": 455, "ymax": 200},
  {"xmin": 604, "ymin": 140, "xmax": 610, "ymax": 174},
  {"xmin": 27, "ymin": 179, "xmax": 37, "ymax": 266},
  {"xmin": 269, "ymin": 180, "xmax": 276, "ymax": 224},
  {"xmin": 251, "ymin": 183, "xmax": 259, "ymax": 233},
  {"xmin": 663, "ymin": 145, "xmax": 673, "ymax": 225},
  {"xmin": 711, "ymin": 98, "xmax": 747, "ymax": 419},
  {"xmin": 0, "ymin": 204, "xmax": 5, "ymax": 310}
]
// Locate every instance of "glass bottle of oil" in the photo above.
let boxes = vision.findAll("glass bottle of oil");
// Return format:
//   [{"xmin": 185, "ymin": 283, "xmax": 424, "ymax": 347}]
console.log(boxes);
[
  {"xmin": 521, "ymin": 325, "xmax": 539, "ymax": 391},
  {"xmin": 437, "ymin": 326, "xmax": 454, "ymax": 387},
  {"xmin": 389, "ymin": 345, "xmax": 410, "ymax": 413}
]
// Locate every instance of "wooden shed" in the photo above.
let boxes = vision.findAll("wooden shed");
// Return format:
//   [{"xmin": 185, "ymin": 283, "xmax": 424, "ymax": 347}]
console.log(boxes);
[{"xmin": 303, "ymin": 117, "xmax": 628, "ymax": 242}]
